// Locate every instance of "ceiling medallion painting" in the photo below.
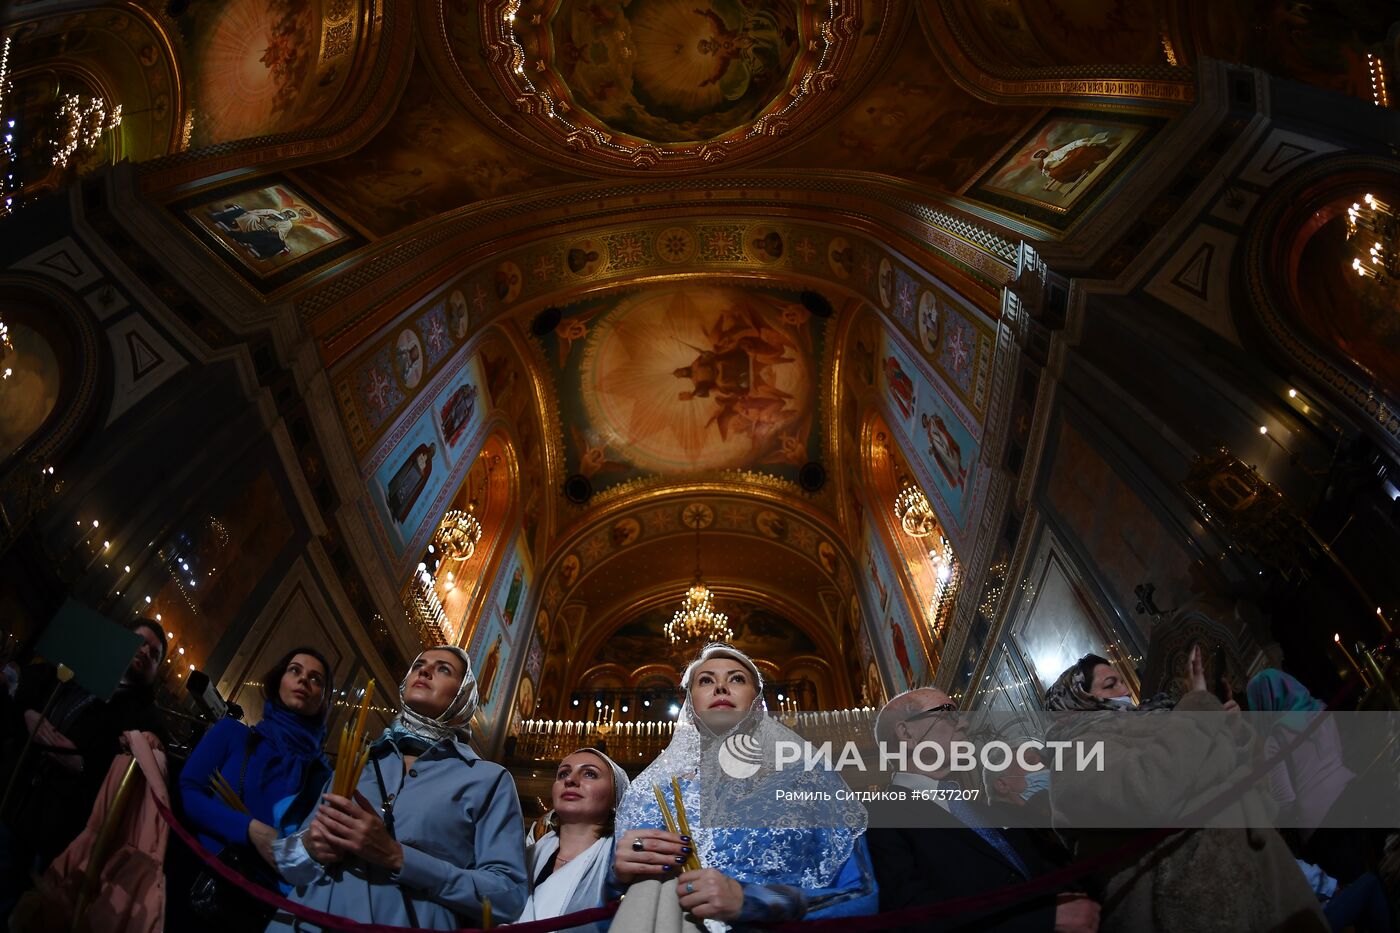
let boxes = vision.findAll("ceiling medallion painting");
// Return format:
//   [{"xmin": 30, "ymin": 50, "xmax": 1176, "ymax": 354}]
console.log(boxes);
[
  {"xmin": 539, "ymin": 283, "xmax": 825, "ymax": 493},
  {"xmin": 483, "ymin": 0, "xmax": 861, "ymax": 170}
]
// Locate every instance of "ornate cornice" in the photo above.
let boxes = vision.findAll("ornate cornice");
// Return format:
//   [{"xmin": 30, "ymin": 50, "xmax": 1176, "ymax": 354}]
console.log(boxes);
[{"xmin": 916, "ymin": 2, "xmax": 1194, "ymax": 109}]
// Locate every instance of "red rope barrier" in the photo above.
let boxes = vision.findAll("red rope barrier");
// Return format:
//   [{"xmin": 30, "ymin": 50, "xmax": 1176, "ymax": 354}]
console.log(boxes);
[{"xmin": 155, "ymin": 797, "xmax": 619, "ymax": 932}]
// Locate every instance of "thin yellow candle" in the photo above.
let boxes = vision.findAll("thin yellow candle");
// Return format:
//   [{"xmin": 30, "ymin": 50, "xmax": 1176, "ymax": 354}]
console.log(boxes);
[
  {"xmin": 333, "ymin": 678, "xmax": 376, "ymax": 796},
  {"xmin": 669, "ymin": 777, "xmax": 698, "ymax": 869},
  {"xmin": 652, "ymin": 784, "xmax": 679, "ymax": 836},
  {"xmin": 481, "ymin": 896, "xmax": 492, "ymax": 929},
  {"xmin": 1334, "ymin": 634, "xmax": 1369, "ymax": 685}
]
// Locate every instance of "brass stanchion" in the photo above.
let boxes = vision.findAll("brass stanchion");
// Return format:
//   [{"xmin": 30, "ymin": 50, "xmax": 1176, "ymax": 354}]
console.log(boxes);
[{"xmin": 71, "ymin": 757, "xmax": 141, "ymax": 931}]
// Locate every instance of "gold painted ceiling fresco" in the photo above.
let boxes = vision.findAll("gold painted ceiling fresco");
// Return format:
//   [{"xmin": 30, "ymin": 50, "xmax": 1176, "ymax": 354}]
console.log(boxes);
[{"xmin": 11, "ymin": 0, "xmax": 1394, "ymax": 710}]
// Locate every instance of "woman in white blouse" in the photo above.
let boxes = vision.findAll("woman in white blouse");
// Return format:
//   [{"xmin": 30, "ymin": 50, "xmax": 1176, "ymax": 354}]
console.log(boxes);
[{"xmin": 518, "ymin": 747, "xmax": 630, "ymax": 932}]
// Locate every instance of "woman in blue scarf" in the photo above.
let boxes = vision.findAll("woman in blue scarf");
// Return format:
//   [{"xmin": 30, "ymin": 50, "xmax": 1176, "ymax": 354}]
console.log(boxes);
[{"xmin": 179, "ymin": 646, "xmax": 333, "ymax": 919}]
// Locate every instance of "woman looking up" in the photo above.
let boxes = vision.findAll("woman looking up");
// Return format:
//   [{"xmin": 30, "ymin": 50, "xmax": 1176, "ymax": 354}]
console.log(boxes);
[
  {"xmin": 518, "ymin": 747, "xmax": 630, "ymax": 932},
  {"xmin": 611, "ymin": 642, "xmax": 877, "ymax": 929},
  {"xmin": 266, "ymin": 646, "xmax": 527, "ymax": 930},
  {"xmin": 179, "ymin": 647, "xmax": 333, "ymax": 928}
]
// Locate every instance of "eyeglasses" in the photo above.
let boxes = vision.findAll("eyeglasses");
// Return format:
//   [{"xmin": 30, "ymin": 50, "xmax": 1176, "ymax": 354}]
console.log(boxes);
[{"xmin": 904, "ymin": 703, "xmax": 959, "ymax": 723}]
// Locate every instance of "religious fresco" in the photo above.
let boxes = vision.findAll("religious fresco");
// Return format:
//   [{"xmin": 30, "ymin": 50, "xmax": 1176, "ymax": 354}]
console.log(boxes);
[
  {"xmin": 292, "ymin": 64, "xmax": 581, "ymax": 237},
  {"xmin": 172, "ymin": 0, "xmax": 364, "ymax": 148},
  {"xmin": 467, "ymin": 530, "xmax": 535, "ymax": 744},
  {"xmin": 478, "ymin": 339, "xmax": 548, "ymax": 557},
  {"xmin": 545, "ymin": 0, "xmax": 801, "ymax": 144},
  {"xmin": 379, "ymin": 217, "xmax": 997, "ymax": 425},
  {"xmin": 175, "ymin": 179, "xmax": 361, "ymax": 290},
  {"xmin": 594, "ymin": 600, "xmax": 820, "ymax": 673},
  {"xmin": 944, "ymin": 0, "xmax": 1172, "ymax": 69},
  {"xmin": 368, "ymin": 409, "xmax": 447, "ymax": 553},
  {"xmin": 538, "ymin": 283, "xmax": 826, "ymax": 492},
  {"xmin": 782, "ymin": 23, "xmax": 1036, "ymax": 191},
  {"xmin": 361, "ymin": 347, "xmax": 492, "ymax": 562},
  {"xmin": 335, "ymin": 296, "xmax": 481, "ymax": 455},
  {"xmin": 0, "ymin": 323, "xmax": 59, "ymax": 460},
  {"xmin": 429, "ymin": 354, "xmax": 486, "ymax": 465},
  {"xmin": 878, "ymin": 330, "xmax": 979, "ymax": 532},
  {"xmin": 540, "ymin": 497, "xmax": 851, "ymax": 618},
  {"xmin": 858, "ymin": 511, "xmax": 930, "ymax": 693},
  {"xmin": 967, "ymin": 111, "xmax": 1163, "ymax": 229}
]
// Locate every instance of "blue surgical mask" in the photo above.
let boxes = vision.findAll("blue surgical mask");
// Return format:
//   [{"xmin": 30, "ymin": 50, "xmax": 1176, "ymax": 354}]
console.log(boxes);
[
  {"xmin": 1020, "ymin": 769, "xmax": 1052, "ymax": 801},
  {"xmin": 1102, "ymin": 695, "xmax": 1136, "ymax": 710}
]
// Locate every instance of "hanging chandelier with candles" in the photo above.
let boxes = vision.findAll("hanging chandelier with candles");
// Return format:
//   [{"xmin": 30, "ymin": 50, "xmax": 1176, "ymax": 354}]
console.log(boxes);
[
  {"xmin": 665, "ymin": 506, "xmax": 733, "ymax": 647},
  {"xmin": 434, "ymin": 507, "xmax": 482, "ymax": 560},
  {"xmin": 894, "ymin": 483, "xmax": 937, "ymax": 538},
  {"xmin": 1346, "ymin": 193, "xmax": 1398, "ymax": 284}
]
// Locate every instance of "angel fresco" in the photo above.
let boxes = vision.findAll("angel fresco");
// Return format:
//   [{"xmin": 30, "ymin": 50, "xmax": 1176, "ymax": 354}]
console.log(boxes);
[
  {"xmin": 557, "ymin": 0, "xmax": 799, "ymax": 144},
  {"xmin": 570, "ymin": 425, "xmax": 628, "ymax": 479},
  {"xmin": 692, "ymin": 5, "xmax": 784, "ymax": 102},
  {"xmin": 564, "ymin": 284, "xmax": 819, "ymax": 480},
  {"xmin": 673, "ymin": 307, "xmax": 802, "ymax": 447},
  {"xmin": 1032, "ymin": 132, "xmax": 1117, "ymax": 192}
]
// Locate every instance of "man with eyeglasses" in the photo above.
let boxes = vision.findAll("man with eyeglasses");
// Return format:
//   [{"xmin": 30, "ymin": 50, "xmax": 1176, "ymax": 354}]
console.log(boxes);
[{"xmin": 864, "ymin": 687, "xmax": 1099, "ymax": 932}]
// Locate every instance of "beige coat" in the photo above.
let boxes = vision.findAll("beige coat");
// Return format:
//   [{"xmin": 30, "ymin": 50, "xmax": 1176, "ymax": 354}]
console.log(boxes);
[{"xmin": 1052, "ymin": 691, "xmax": 1327, "ymax": 933}]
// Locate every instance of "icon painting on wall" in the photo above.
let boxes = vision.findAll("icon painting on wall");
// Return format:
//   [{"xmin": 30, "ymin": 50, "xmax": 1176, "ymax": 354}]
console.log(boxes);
[
  {"xmin": 967, "ymin": 111, "xmax": 1160, "ymax": 229},
  {"xmin": 176, "ymin": 179, "xmax": 361, "ymax": 290}
]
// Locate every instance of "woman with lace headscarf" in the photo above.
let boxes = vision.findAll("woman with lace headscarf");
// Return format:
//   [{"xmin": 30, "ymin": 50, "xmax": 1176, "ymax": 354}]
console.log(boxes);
[
  {"xmin": 266, "ymin": 646, "xmax": 527, "ymax": 931},
  {"xmin": 517, "ymin": 747, "xmax": 630, "ymax": 932},
  {"xmin": 1043, "ymin": 645, "xmax": 1325, "ymax": 933},
  {"xmin": 609, "ymin": 643, "xmax": 877, "ymax": 931}
]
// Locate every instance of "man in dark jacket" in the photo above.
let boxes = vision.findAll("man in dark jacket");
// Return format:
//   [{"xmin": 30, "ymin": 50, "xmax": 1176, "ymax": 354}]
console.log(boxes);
[
  {"xmin": 1, "ymin": 619, "xmax": 170, "ymax": 874},
  {"xmin": 865, "ymin": 687, "xmax": 1099, "ymax": 933}
]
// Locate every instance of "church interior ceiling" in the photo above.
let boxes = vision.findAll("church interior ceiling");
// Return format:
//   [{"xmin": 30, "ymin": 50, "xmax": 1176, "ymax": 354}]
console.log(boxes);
[{"xmin": 3, "ymin": 0, "xmax": 1397, "ymax": 730}]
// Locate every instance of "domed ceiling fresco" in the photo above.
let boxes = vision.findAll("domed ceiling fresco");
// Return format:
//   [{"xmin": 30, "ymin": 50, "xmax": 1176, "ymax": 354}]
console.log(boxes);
[
  {"xmin": 534, "ymin": 0, "xmax": 803, "ymax": 144},
  {"xmin": 535, "ymin": 282, "xmax": 827, "ymax": 496}
]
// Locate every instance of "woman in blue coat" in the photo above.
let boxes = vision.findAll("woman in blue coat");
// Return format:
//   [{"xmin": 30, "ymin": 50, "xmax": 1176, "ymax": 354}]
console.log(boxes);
[
  {"xmin": 266, "ymin": 645, "xmax": 527, "ymax": 930},
  {"xmin": 180, "ymin": 647, "xmax": 333, "ymax": 869}
]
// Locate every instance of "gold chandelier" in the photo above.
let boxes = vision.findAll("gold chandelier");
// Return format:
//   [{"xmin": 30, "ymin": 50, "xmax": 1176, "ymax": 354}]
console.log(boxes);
[
  {"xmin": 434, "ymin": 508, "xmax": 482, "ymax": 560},
  {"xmin": 894, "ymin": 483, "xmax": 937, "ymax": 538},
  {"xmin": 665, "ymin": 507, "xmax": 732, "ymax": 647},
  {"xmin": 1346, "ymin": 193, "xmax": 1398, "ymax": 283}
]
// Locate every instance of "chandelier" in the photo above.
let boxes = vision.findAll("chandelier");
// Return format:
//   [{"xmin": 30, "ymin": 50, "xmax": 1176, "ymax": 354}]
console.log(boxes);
[
  {"xmin": 51, "ymin": 93, "xmax": 122, "ymax": 169},
  {"xmin": 665, "ymin": 508, "xmax": 732, "ymax": 647},
  {"xmin": 894, "ymin": 484, "xmax": 937, "ymax": 538},
  {"xmin": 407, "ymin": 562, "xmax": 454, "ymax": 646},
  {"xmin": 434, "ymin": 508, "xmax": 482, "ymax": 560},
  {"xmin": 1346, "ymin": 194, "xmax": 1398, "ymax": 283}
]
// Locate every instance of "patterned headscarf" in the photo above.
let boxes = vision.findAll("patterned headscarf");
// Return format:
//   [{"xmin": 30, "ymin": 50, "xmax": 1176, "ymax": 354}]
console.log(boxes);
[
  {"xmin": 388, "ymin": 645, "xmax": 479, "ymax": 748},
  {"xmin": 1044, "ymin": 653, "xmax": 1176, "ymax": 712}
]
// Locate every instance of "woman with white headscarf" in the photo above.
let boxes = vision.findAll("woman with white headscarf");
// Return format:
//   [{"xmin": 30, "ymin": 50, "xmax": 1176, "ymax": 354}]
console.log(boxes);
[
  {"xmin": 517, "ymin": 747, "xmax": 630, "ymax": 931},
  {"xmin": 610, "ymin": 642, "xmax": 877, "ymax": 931},
  {"xmin": 266, "ymin": 646, "xmax": 528, "ymax": 930}
]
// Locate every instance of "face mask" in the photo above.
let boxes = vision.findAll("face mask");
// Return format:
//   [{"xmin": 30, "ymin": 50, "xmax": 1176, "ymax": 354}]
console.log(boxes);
[
  {"xmin": 1020, "ymin": 769, "xmax": 1052, "ymax": 801},
  {"xmin": 1102, "ymin": 695, "xmax": 1136, "ymax": 710}
]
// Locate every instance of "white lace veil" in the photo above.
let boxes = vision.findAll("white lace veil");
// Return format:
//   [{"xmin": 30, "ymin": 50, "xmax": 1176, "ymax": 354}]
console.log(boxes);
[{"xmin": 614, "ymin": 643, "xmax": 866, "ymax": 894}]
